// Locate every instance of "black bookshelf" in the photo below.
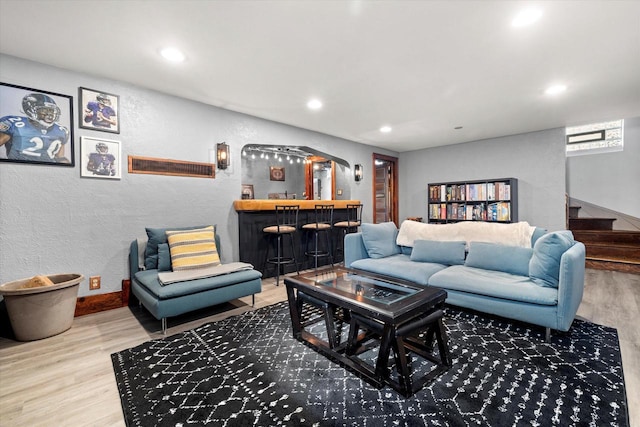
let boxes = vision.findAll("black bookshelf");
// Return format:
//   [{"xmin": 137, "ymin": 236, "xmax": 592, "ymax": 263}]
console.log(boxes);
[{"xmin": 427, "ymin": 178, "xmax": 518, "ymax": 223}]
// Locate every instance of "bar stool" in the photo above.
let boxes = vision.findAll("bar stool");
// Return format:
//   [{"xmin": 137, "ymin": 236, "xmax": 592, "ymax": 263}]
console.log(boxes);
[
  {"xmin": 263, "ymin": 205, "xmax": 300, "ymax": 286},
  {"xmin": 302, "ymin": 204, "xmax": 334, "ymax": 270},
  {"xmin": 334, "ymin": 203, "xmax": 363, "ymax": 258}
]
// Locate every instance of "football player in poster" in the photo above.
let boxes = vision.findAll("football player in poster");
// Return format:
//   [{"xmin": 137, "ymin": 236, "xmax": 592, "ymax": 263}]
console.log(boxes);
[
  {"xmin": 0, "ymin": 93, "xmax": 70, "ymax": 163},
  {"xmin": 86, "ymin": 142, "xmax": 117, "ymax": 176},
  {"xmin": 83, "ymin": 93, "xmax": 117, "ymax": 129}
]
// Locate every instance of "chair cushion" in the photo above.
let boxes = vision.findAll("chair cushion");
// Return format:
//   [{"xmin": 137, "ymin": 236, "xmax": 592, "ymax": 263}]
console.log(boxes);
[
  {"xmin": 335, "ymin": 220, "xmax": 360, "ymax": 227},
  {"xmin": 410, "ymin": 240, "xmax": 466, "ymax": 265},
  {"xmin": 465, "ymin": 242, "xmax": 533, "ymax": 276},
  {"xmin": 529, "ymin": 231, "xmax": 575, "ymax": 288},
  {"xmin": 360, "ymin": 222, "xmax": 401, "ymax": 259},
  {"xmin": 302, "ymin": 223, "xmax": 332, "ymax": 230},
  {"xmin": 263, "ymin": 225, "xmax": 296, "ymax": 233},
  {"xmin": 134, "ymin": 268, "xmax": 262, "ymax": 299},
  {"xmin": 166, "ymin": 226, "xmax": 221, "ymax": 271}
]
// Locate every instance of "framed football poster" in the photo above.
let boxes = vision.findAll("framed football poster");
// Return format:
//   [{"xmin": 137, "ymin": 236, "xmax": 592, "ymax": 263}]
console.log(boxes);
[
  {"xmin": 79, "ymin": 87, "xmax": 120, "ymax": 134},
  {"xmin": 0, "ymin": 82, "xmax": 75, "ymax": 166},
  {"xmin": 80, "ymin": 136, "xmax": 121, "ymax": 179}
]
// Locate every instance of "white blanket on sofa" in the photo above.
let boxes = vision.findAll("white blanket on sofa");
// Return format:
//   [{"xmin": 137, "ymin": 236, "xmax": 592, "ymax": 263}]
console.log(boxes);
[
  {"xmin": 158, "ymin": 262, "xmax": 254, "ymax": 285},
  {"xmin": 396, "ymin": 220, "xmax": 535, "ymax": 248}
]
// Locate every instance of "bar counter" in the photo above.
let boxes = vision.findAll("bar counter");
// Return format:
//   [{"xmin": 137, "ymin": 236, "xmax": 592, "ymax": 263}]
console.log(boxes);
[
  {"xmin": 234, "ymin": 199, "xmax": 360, "ymax": 211},
  {"xmin": 235, "ymin": 199, "xmax": 361, "ymax": 278}
]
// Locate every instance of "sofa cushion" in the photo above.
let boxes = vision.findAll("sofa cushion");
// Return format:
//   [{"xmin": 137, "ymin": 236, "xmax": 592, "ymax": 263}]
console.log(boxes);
[
  {"xmin": 429, "ymin": 265, "xmax": 558, "ymax": 305},
  {"xmin": 465, "ymin": 242, "xmax": 533, "ymax": 276},
  {"xmin": 166, "ymin": 226, "xmax": 221, "ymax": 271},
  {"xmin": 400, "ymin": 246, "xmax": 413, "ymax": 256},
  {"xmin": 134, "ymin": 268, "xmax": 262, "ymax": 299},
  {"xmin": 410, "ymin": 240, "xmax": 466, "ymax": 265},
  {"xmin": 529, "ymin": 231, "xmax": 575, "ymax": 288},
  {"xmin": 157, "ymin": 243, "xmax": 172, "ymax": 272},
  {"xmin": 144, "ymin": 225, "xmax": 208, "ymax": 270},
  {"xmin": 351, "ymin": 254, "xmax": 446, "ymax": 286},
  {"xmin": 361, "ymin": 222, "xmax": 401, "ymax": 259}
]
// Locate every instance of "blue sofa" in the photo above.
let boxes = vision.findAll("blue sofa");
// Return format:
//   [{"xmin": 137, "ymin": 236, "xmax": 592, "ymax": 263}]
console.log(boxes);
[
  {"xmin": 344, "ymin": 221, "xmax": 586, "ymax": 340},
  {"xmin": 129, "ymin": 228, "xmax": 262, "ymax": 333}
]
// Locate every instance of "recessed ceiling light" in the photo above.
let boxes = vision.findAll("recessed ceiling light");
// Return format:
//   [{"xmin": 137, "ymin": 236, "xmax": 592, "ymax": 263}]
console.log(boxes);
[
  {"xmin": 307, "ymin": 99, "xmax": 323, "ymax": 110},
  {"xmin": 512, "ymin": 9, "xmax": 543, "ymax": 27},
  {"xmin": 160, "ymin": 47, "xmax": 185, "ymax": 62},
  {"xmin": 380, "ymin": 126, "xmax": 392, "ymax": 133},
  {"xmin": 545, "ymin": 84, "xmax": 567, "ymax": 96}
]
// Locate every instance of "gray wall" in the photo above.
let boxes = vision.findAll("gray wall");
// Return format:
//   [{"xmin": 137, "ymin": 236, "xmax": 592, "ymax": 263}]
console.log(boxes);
[
  {"xmin": 566, "ymin": 116, "xmax": 640, "ymax": 218},
  {"xmin": 0, "ymin": 54, "xmax": 391, "ymax": 296},
  {"xmin": 399, "ymin": 128, "xmax": 568, "ymax": 232},
  {"xmin": 4, "ymin": 53, "xmax": 632, "ymax": 299}
]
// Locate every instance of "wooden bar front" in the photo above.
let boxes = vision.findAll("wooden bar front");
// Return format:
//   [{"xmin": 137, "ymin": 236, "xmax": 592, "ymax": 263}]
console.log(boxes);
[{"xmin": 234, "ymin": 200, "xmax": 361, "ymax": 278}]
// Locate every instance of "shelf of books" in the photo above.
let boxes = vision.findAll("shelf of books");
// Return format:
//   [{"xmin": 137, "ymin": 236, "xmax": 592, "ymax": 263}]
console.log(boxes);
[{"xmin": 427, "ymin": 178, "xmax": 518, "ymax": 223}]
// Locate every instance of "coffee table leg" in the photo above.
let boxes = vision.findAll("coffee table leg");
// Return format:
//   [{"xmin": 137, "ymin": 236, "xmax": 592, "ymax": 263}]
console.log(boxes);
[
  {"xmin": 285, "ymin": 285, "xmax": 302, "ymax": 337},
  {"xmin": 393, "ymin": 336, "xmax": 413, "ymax": 396},
  {"xmin": 375, "ymin": 324, "xmax": 395, "ymax": 380},
  {"xmin": 435, "ymin": 318, "xmax": 452, "ymax": 366}
]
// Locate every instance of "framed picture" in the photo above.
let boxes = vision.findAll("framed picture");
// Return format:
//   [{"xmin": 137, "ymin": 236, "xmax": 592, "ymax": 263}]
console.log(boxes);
[
  {"xmin": 241, "ymin": 184, "xmax": 254, "ymax": 199},
  {"xmin": 0, "ymin": 82, "xmax": 74, "ymax": 166},
  {"xmin": 270, "ymin": 166, "xmax": 285, "ymax": 181},
  {"xmin": 80, "ymin": 136, "xmax": 121, "ymax": 179},
  {"xmin": 79, "ymin": 87, "xmax": 119, "ymax": 134}
]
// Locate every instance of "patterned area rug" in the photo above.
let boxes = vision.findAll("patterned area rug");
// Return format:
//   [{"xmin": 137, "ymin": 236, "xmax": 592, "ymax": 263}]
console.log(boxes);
[{"xmin": 111, "ymin": 302, "xmax": 629, "ymax": 426}]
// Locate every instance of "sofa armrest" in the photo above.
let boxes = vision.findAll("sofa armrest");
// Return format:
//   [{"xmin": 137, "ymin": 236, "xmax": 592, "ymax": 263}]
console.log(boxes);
[
  {"xmin": 344, "ymin": 232, "xmax": 370, "ymax": 267},
  {"xmin": 129, "ymin": 240, "xmax": 141, "ymax": 280},
  {"xmin": 556, "ymin": 241, "xmax": 586, "ymax": 331}
]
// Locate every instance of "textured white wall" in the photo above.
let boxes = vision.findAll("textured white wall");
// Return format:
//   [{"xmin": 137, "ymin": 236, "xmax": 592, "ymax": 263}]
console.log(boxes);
[
  {"xmin": 398, "ymin": 128, "xmax": 568, "ymax": 232},
  {"xmin": 0, "ymin": 55, "xmax": 390, "ymax": 296},
  {"xmin": 5, "ymin": 53, "xmax": 622, "ymax": 298}
]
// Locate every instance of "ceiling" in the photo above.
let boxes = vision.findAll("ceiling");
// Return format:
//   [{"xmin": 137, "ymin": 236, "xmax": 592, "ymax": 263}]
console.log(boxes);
[{"xmin": 1, "ymin": 0, "xmax": 639, "ymax": 152}]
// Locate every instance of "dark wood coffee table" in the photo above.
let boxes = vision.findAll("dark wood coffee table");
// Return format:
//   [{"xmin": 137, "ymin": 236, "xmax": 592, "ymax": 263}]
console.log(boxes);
[{"xmin": 284, "ymin": 266, "xmax": 451, "ymax": 397}]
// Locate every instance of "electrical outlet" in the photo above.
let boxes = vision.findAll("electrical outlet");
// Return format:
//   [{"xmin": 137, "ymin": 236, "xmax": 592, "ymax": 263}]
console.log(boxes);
[{"xmin": 89, "ymin": 276, "xmax": 101, "ymax": 290}]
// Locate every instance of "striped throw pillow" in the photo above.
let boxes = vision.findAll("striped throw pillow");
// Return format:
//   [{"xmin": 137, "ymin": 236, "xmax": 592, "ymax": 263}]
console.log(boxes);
[{"xmin": 166, "ymin": 226, "xmax": 220, "ymax": 271}]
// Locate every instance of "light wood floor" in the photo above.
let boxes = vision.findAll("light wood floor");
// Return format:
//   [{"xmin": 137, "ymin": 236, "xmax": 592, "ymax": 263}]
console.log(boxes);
[{"xmin": 0, "ymin": 269, "xmax": 638, "ymax": 426}]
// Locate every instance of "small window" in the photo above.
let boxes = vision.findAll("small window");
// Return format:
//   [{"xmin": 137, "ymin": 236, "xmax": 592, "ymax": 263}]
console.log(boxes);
[{"xmin": 566, "ymin": 120, "xmax": 624, "ymax": 156}]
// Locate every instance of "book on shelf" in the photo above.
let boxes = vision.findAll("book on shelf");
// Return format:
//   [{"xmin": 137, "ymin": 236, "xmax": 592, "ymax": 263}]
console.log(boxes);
[
  {"xmin": 498, "ymin": 202, "xmax": 511, "ymax": 221},
  {"xmin": 487, "ymin": 202, "xmax": 511, "ymax": 221},
  {"xmin": 465, "ymin": 205, "xmax": 473, "ymax": 220},
  {"xmin": 494, "ymin": 182, "xmax": 511, "ymax": 200}
]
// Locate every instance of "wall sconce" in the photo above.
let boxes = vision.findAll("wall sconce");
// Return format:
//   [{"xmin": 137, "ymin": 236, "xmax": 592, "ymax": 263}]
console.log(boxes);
[
  {"xmin": 216, "ymin": 142, "xmax": 229, "ymax": 170},
  {"xmin": 354, "ymin": 164, "xmax": 363, "ymax": 181}
]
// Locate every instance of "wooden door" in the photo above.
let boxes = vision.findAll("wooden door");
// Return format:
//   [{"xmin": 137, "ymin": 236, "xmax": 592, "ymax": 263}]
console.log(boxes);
[{"xmin": 372, "ymin": 153, "xmax": 398, "ymax": 226}]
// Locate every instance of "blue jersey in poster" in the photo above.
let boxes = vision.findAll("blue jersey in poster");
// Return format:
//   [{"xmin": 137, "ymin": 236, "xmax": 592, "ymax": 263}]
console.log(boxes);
[
  {"xmin": 0, "ymin": 115, "xmax": 70, "ymax": 162},
  {"xmin": 87, "ymin": 152, "xmax": 117, "ymax": 176},
  {"xmin": 84, "ymin": 102, "xmax": 116, "ymax": 129}
]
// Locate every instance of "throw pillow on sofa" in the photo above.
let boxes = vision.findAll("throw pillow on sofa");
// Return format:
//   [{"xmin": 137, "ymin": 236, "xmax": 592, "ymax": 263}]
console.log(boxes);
[
  {"xmin": 157, "ymin": 243, "xmax": 172, "ymax": 272},
  {"xmin": 465, "ymin": 242, "xmax": 533, "ymax": 276},
  {"xmin": 166, "ymin": 226, "xmax": 221, "ymax": 271},
  {"xmin": 361, "ymin": 222, "xmax": 401, "ymax": 259},
  {"xmin": 529, "ymin": 230, "xmax": 575, "ymax": 288},
  {"xmin": 144, "ymin": 225, "xmax": 208, "ymax": 270},
  {"xmin": 410, "ymin": 240, "xmax": 466, "ymax": 265}
]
